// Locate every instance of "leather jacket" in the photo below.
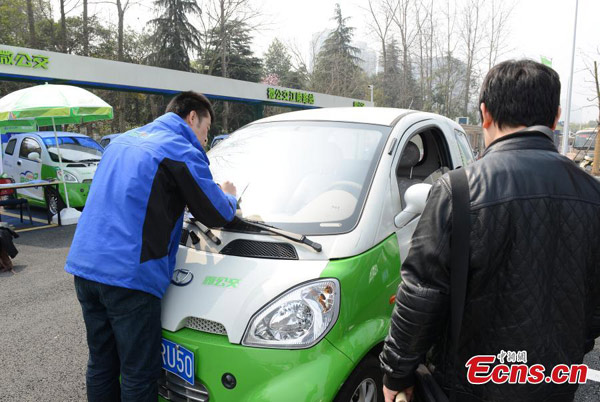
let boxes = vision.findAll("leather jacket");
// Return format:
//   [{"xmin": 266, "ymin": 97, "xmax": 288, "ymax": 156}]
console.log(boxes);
[{"xmin": 380, "ymin": 130, "xmax": 600, "ymax": 402}]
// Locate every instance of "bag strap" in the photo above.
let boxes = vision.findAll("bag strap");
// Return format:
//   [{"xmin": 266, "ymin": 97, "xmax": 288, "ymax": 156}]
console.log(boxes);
[{"xmin": 448, "ymin": 167, "xmax": 470, "ymax": 402}]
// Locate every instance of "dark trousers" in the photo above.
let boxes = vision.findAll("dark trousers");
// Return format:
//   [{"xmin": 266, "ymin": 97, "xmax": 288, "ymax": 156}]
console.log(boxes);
[{"xmin": 74, "ymin": 276, "xmax": 162, "ymax": 402}]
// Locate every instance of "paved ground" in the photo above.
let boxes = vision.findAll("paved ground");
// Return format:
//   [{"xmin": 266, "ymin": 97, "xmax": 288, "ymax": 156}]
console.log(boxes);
[{"xmin": 0, "ymin": 225, "xmax": 598, "ymax": 401}]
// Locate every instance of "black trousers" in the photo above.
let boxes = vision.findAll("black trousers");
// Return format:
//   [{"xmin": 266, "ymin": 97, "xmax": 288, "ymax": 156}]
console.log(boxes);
[{"xmin": 74, "ymin": 276, "xmax": 162, "ymax": 402}]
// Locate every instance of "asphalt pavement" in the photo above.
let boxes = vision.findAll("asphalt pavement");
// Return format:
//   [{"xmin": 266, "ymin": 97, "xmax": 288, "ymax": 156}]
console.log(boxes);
[{"xmin": 0, "ymin": 225, "xmax": 598, "ymax": 401}]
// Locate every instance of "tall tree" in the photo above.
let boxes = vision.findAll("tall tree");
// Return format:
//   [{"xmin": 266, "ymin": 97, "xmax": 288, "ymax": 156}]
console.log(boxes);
[
  {"xmin": 114, "ymin": 0, "xmax": 135, "ymax": 132},
  {"xmin": 0, "ymin": 0, "xmax": 29, "ymax": 47},
  {"xmin": 60, "ymin": 0, "xmax": 67, "ymax": 51},
  {"xmin": 485, "ymin": 0, "xmax": 512, "ymax": 70},
  {"xmin": 366, "ymin": 0, "xmax": 395, "ymax": 102},
  {"xmin": 197, "ymin": 0, "xmax": 259, "ymax": 131},
  {"xmin": 202, "ymin": 19, "xmax": 262, "ymax": 133},
  {"xmin": 149, "ymin": 0, "xmax": 202, "ymax": 71},
  {"xmin": 82, "ymin": 0, "xmax": 89, "ymax": 56},
  {"xmin": 26, "ymin": 0, "xmax": 38, "ymax": 48},
  {"xmin": 380, "ymin": 38, "xmax": 403, "ymax": 107},
  {"xmin": 460, "ymin": 0, "xmax": 483, "ymax": 116},
  {"xmin": 312, "ymin": 3, "xmax": 365, "ymax": 99},
  {"xmin": 387, "ymin": 0, "xmax": 420, "ymax": 108},
  {"xmin": 263, "ymin": 39, "xmax": 291, "ymax": 81}
]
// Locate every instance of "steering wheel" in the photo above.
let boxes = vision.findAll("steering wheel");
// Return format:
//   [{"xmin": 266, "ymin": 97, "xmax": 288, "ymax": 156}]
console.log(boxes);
[{"xmin": 325, "ymin": 181, "xmax": 362, "ymax": 197}]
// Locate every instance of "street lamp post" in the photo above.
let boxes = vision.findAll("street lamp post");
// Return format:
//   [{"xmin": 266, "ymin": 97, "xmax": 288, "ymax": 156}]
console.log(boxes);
[
  {"xmin": 368, "ymin": 85, "xmax": 374, "ymax": 104},
  {"xmin": 561, "ymin": 0, "xmax": 579, "ymax": 156}
]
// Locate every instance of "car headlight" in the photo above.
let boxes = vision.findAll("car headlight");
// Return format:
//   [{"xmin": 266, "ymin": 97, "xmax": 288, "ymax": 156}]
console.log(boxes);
[
  {"xmin": 57, "ymin": 170, "xmax": 78, "ymax": 183},
  {"xmin": 242, "ymin": 279, "xmax": 340, "ymax": 349}
]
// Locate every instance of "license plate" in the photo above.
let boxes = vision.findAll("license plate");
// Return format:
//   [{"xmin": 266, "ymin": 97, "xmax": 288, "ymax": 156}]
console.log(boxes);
[{"xmin": 161, "ymin": 338, "xmax": 195, "ymax": 385}]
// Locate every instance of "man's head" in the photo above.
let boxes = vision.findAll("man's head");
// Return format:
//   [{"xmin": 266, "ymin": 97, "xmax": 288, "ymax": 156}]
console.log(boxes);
[
  {"xmin": 166, "ymin": 91, "xmax": 215, "ymax": 147},
  {"xmin": 479, "ymin": 60, "xmax": 561, "ymax": 146}
]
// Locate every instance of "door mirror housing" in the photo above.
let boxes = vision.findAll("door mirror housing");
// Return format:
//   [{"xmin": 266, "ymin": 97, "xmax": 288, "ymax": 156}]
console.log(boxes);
[
  {"xmin": 394, "ymin": 183, "xmax": 432, "ymax": 228},
  {"xmin": 27, "ymin": 152, "xmax": 42, "ymax": 162}
]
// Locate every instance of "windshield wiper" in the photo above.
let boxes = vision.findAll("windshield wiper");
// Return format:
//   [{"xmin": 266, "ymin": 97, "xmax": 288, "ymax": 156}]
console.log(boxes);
[{"xmin": 235, "ymin": 216, "xmax": 322, "ymax": 252}]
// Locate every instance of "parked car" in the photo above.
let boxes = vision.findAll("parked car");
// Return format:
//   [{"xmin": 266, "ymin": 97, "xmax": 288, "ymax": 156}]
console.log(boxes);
[
  {"xmin": 159, "ymin": 108, "xmax": 475, "ymax": 402},
  {"xmin": 210, "ymin": 134, "xmax": 229, "ymax": 148},
  {"xmin": 2, "ymin": 132, "xmax": 104, "ymax": 214},
  {"xmin": 568, "ymin": 128, "xmax": 597, "ymax": 162},
  {"xmin": 99, "ymin": 133, "xmax": 121, "ymax": 148}
]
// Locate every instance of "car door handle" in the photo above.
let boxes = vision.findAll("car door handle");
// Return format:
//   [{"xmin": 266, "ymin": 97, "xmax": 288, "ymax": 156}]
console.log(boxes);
[{"xmin": 17, "ymin": 160, "xmax": 22, "ymax": 166}]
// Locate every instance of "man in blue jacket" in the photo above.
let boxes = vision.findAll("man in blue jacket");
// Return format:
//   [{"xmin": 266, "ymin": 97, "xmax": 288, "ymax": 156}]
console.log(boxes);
[{"xmin": 65, "ymin": 91, "xmax": 237, "ymax": 402}]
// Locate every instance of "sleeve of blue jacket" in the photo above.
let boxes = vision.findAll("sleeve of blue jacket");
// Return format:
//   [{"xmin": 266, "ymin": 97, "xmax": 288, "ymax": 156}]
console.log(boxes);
[{"xmin": 163, "ymin": 155, "xmax": 237, "ymax": 227}]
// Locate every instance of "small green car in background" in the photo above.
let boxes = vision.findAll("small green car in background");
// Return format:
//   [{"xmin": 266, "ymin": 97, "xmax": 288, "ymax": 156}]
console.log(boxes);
[{"xmin": 2, "ymin": 132, "xmax": 103, "ymax": 214}]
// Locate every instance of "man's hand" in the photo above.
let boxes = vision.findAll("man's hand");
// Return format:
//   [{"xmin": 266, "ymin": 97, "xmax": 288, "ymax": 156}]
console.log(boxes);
[
  {"xmin": 383, "ymin": 385, "xmax": 414, "ymax": 402},
  {"xmin": 220, "ymin": 181, "xmax": 236, "ymax": 197}
]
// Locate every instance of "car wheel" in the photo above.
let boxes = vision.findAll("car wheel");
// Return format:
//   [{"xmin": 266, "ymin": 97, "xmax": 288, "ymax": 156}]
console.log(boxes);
[
  {"xmin": 334, "ymin": 354, "xmax": 383, "ymax": 402},
  {"xmin": 46, "ymin": 187, "xmax": 66, "ymax": 216}
]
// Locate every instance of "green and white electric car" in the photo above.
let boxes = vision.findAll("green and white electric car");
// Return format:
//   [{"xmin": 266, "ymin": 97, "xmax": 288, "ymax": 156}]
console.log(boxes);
[
  {"xmin": 160, "ymin": 108, "xmax": 474, "ymax": 402},
  {"xmin": 2, "ymin": 132, "xmax": 103, "ymax": 214}
]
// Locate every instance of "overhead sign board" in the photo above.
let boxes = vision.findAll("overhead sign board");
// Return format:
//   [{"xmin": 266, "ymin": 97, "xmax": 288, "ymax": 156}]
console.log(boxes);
[{"xmin": 0, "ymin": 45, "xmax": 373, "ymax": 109}]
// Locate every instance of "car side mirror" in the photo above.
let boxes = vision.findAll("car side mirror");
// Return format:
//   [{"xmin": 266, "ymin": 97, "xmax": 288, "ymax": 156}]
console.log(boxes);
[
  {"xmin": 394, "ymin": 183, "xmax": 432, "ymax": 228},
  {"xmin": 27, "ymin": 152, "xmax": 41, "ymax": 162}
]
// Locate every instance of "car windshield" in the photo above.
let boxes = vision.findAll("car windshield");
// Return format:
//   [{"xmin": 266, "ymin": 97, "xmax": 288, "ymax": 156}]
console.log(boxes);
[
  {"xmin": 573, "ymin": 132, "xmax": 596, "ymax": 150},
  {"xmin": 43, "ymin": 136, "xmax": 104, "ymax": 162},
  {"xmin": 208, "ymin": 121, "xmax": 390, "ymax": 235}
]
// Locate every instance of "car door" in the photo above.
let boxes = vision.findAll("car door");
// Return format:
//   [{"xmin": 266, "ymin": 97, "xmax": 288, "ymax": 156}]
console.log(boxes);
[
  {"xmin": 16, "ymin": 137, "xmax": 44, "ymax": 200},
  {"xmin": 390, "ymin": 119, "xmax": 456, "ymax": 260},
  {"xmin": 3, "ymin": 137, "xmax": 18, "ymax": 179}
]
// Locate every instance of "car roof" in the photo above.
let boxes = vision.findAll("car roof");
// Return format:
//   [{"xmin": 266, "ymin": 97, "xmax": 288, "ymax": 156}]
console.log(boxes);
[
  {"xmin": 11, "ymin": 131, "xmax": 88, "ymax": 139},
  {"xmin": 251, "ymin": 107, "xmax": 414, "ymax": 127}
]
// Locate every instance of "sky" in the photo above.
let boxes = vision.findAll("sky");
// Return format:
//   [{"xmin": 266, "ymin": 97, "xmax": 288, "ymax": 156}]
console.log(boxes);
[{"xmin": 85, "ymin": 0, "xmax": 600, "ymax": 124}]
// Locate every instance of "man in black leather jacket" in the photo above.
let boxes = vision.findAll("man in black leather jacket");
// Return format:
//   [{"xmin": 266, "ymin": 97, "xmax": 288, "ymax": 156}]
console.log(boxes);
[{"xmin": 380, "ymin": 60, "xmax": 600, "ymax": 402}]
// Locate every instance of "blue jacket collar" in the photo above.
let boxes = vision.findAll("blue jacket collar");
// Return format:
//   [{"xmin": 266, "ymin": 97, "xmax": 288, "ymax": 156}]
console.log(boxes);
[{"xmin": 154, "ymin": 112, "xmax": 208, "ymax": 160}]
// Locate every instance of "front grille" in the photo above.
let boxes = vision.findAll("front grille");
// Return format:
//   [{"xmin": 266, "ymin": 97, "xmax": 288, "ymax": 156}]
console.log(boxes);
[
  {"xmin": 186, "ymin": 317, "xmax": 227, "ymax": 335},
  {"xmin": 158, "ymin": 370, "xmax": 209, "ymax": 402},
  {"xmin": 83, "ymin": 179, "xmax": 92, "ymax": 184},
  {"xmin": 220, "ymin": 239, "xmax": 298, "ymax": 260}
]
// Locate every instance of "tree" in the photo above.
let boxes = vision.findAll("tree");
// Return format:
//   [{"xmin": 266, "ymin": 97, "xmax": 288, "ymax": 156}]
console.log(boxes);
[
  {"xmin": 460, "ymin": 0, "xmax": 483, "ymax": 116},
  {"xmin": 387, "ymin": 0, "xmax": 421, "ymax": 109},
  {"xmin": 201, "ymin": 19, "xmax": 262, "ymax": 133},
  {"xmin": 380, "ymin": 38, "xmax": 403, "ymax": 107},
  {"xmin": 311, "ymin": 3, "xmax": 366, "ymax": 99},
  {"xmin": 366, "ymin": 0, "xmax": 395, "ymax": 102},
  {"xmin": 484, "ymin": 0, "xmax": 513, "ymax": 71},
  {"xmin": 0, "ymin": 0, "xmax": 30, "ymax": 47},
  {"xmin": 26, "ymin": 0, "xmax": 38, "ymax": 48},
  {"xmin": 263, "ymin": 39, "xmax": 291, "ymax": 82},
  {"xmin": 148, "ymin": 0, "xmax": 202, "ymax": 72}
]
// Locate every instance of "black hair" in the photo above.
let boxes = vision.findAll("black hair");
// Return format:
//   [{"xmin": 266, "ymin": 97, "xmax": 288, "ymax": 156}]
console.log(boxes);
[
  {"xmin": 479, "ymin": 60, "xmax": 561, "ymax": 130},
  {"xmin": 165, "ymin": 91, "xmax": 215, "ymax": 123}
]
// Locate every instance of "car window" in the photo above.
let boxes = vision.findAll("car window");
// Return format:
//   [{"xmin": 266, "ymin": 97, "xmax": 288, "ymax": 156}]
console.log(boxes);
[
  {"xmin": 5, "ymin": 138, "xmax": 16, "ymax": 156},
  {"xmin": 100, "ymin": 139, "xmax": 109, "ymax": 147},
  {"xmin": 19, "ymin": 137, "xmax": 42, "ymax": 160},
  {"xmin": 454, "ymin": 129, "xmax": 474, "ymax": 166}
]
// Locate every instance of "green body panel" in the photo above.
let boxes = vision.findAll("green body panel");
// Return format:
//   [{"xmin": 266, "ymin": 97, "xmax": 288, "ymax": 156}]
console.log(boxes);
[
  {"xmin": 160, "ymin": 235, "xmax": 402, "ymax": 401},
  {"xmin": 322, "ymin": 234, "xmax": 401, "ymax": 364},
  {"xmin": 159, "ymin": 328, "xmax": 353, "ymax": 402},
  {"xmin": 16, "ymin": 164, "xmax": 91, "ymax": 208}
]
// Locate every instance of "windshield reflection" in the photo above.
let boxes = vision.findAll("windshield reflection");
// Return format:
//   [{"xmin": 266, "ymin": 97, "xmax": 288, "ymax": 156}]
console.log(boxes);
[{"xmin": 208, "ymin": 121, "xmax": 389, "ymax": 235}]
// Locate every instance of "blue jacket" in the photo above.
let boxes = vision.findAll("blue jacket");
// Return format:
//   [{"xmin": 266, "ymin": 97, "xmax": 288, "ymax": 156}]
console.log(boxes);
[{"xmin": 65, "ymin": 113, "xmax": 237, "ymax": 298}]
